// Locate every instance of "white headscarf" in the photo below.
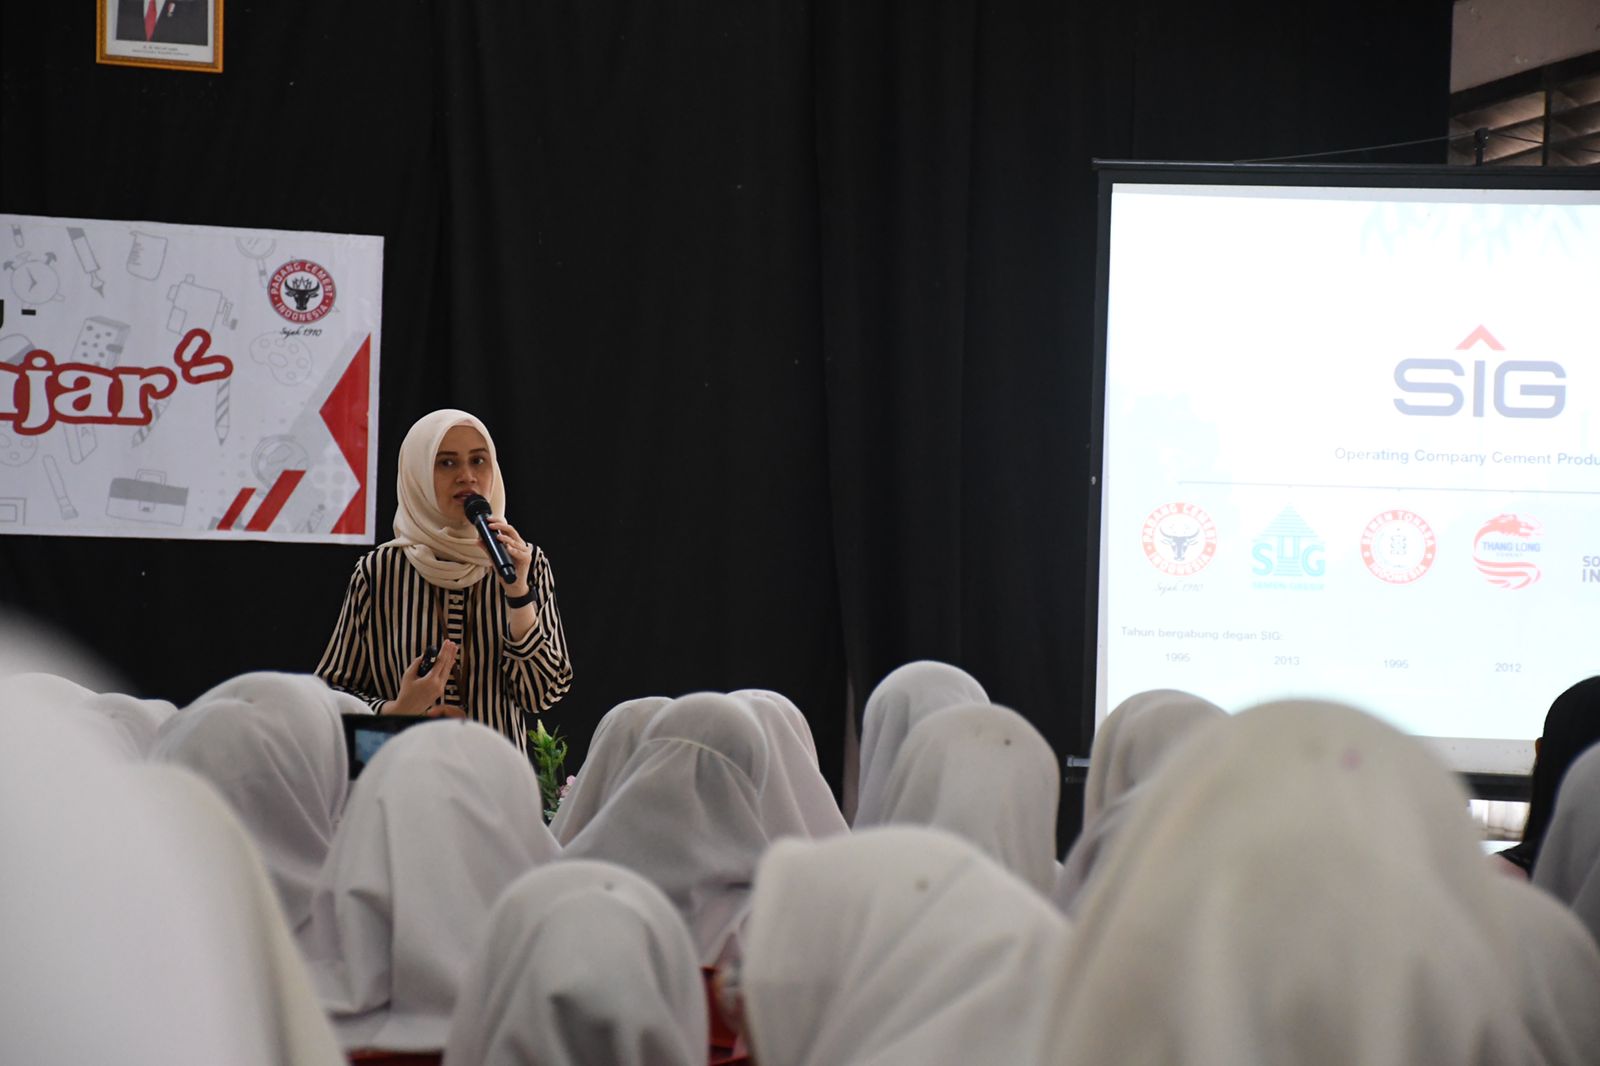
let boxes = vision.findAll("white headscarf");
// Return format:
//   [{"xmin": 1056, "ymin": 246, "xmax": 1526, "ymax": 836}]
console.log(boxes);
[
  {"xmin": 1534, "ymin": 741, "xmax": 1600, "ymax": 945},
  {"xmin": 562, "ymin": 692, "xmax": 770, "ymax": 966},
  {"xmin": 854, "ymin": 660, "xmax": 988, "ymax": 826},
  {"xmin": 1489, "ymin": 876, "xmax": 1600, "ymax": 1065},
  {"xmin": 0, "ymin": 672, "xmax": 143, "ymax": 761},
  {"xmin": 741, "ymin": 827, "xmax": 1068, "ymax": 1066},
  {"xmin": 79, "ymin": 691, "xmax": 178, "ymax": 756},
  {"xmin": 303, "ymin": 719, "xmax": 560, "ymax": 1051},
  {"xmin": 443, "ymin": 860, "xmax": 708, "ymax": 1066},
  {"xmin": 385, "ymin": 409, "xmax": 506, "ymax": 589},
  {"xmin": 151, "ymin": 672, "xmax": 355, "ymax": 932},
  {"xmin": 874, "ymin": 702, "xmax": 1059, "ymax": 894},
  {"xmin": 734, "ymin": 689, "xmax": 847, "ymax": 840},
  {"xmin": 1055, "ymin": 689, "xmax": 1227, "ymax": 913},
  {"xmin": 549, "ymin": 696, "xmax": 671, "ymax": 845},
  {"xmin": 1047, "ymin": 700, "xmax": 1535, "ymax": 1065},
  {"xmin": 0, "ymin": 760, "xmax": 344, "ymax": 1066}
]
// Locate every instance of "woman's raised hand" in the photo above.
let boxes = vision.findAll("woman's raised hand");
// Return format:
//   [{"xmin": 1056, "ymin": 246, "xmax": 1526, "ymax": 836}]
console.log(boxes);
[{"xmin": 484, "ymin": 516, "xmax": 534, "ymax": 595}]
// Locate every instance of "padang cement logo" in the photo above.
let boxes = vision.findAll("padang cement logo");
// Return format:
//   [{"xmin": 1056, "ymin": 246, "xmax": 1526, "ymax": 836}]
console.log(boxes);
[
  {"xmin": 269, "ymin": 260, "xmax": 337, "ymax": 324},
  {"xmin": 1473, "ymin": 513, "xmax": 1543, "ymax": 590},
  {"xmin": 1141, "ymin": 502, "xmax": 1217, "ymax": 577}
]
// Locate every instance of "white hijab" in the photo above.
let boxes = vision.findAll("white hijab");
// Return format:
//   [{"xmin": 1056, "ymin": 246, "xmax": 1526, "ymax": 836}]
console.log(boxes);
[
  {"xmin": 741, "ymin": 826, "xmax": 1068, "ymax": 1066},
  {"xmin": 1047, "ymin": 700, "xmax": 1536, "ymax": 1066},
  {"xmin": 303, "ymin": 719, "xmax": 560, "ymax": 1050},
  {"xmin": 0, "ymin": 672, "xmax": 144, "ymax": 761},
  {"xmin": 876, "ymin": 702, "xmax": 1060, "ymax": 894},
  {"xmin": 734, "ymin": 689, "xmax": 848, "ymax": 840},
  {"xmin": 1054, "ymin": 688, "xmax": 1226, "ymax": 913},
  {"xmin": 549, "ymin": 696, "xmax": 671, "ymax": 845},
  {"xmin": 151, "ymin": 672, "xmax": 355, "ymax": 932},
  {"xmin": 443, "ymin": 861, "xmax": 708, "ymax": 1066},
  {"xmin": 0, "ymin": 759, "xmax": 344, "ymax": 1066},
  {"xmin": 1534, "ymin": 740, "xmax": 1600, "ymax": 945},
  {"xmin": 562, "ymin": 692, "xmax": 770, "ymax": 966},
  {"xmin": 854, "ymin": 660, "xmax": 988, "ymax": 826},
  {"xmin": 1490, "ymin": 876, "xmax": 1600, "ymax": 1065},
  {"xmin": 79, "ymin": 690, "xmax": 178, "ymax": 755},
  {"xmin": 385, "ymin": 408, "xmax": 506, "ymax": 589}
]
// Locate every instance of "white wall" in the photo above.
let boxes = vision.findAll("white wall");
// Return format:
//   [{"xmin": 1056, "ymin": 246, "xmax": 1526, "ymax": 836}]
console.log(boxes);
[{"xmin": 1452, "ymin": 0, "xmax": 1600, "ymax": 92}]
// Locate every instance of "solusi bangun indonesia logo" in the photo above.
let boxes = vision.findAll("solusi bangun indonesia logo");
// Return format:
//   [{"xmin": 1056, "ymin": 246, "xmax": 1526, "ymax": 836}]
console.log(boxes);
[{"xmin": 269, "ymin": 259, "xmax": 337, "ymax": 324}]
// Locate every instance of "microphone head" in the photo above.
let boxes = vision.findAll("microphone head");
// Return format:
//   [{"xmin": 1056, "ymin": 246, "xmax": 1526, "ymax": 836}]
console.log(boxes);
[{"xmin": 462, "ymin": 493, "xmax": 493, "ymax": 521}]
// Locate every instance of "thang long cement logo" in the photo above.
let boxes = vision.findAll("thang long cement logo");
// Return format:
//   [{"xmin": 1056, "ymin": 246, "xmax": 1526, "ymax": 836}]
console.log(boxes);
[
  {"xmin": 269, "ymin": 260, "xmax": 337, "ymax": 324},
  {"xmin": 1142, "ymin": 502, "xmax": 1217, "ymax": 577},
  {"xmin": 1473, "ymin": 513, "xmax": 1543, "ymax": 589},
  {"xmin": 1251, "ymin": 507, "xmax": 1325, "ymax": 590},
  {"xmin": 1361, "ymin": 510, "xmax": 1436, "ymax": 584}
]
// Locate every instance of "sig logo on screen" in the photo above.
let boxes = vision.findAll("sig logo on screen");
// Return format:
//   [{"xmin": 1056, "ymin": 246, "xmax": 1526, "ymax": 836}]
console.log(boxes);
[
  {"xmin": 1141, "ymin": 502, "xmax": 1217, "ymax": 577},
  {"xmin": 1394, "ymin": 325, "xmax": 1565, "ymax": 418},
  {"xmin": 1251, "ymin": 507, "xmax": 1325, "ymax": 590}
]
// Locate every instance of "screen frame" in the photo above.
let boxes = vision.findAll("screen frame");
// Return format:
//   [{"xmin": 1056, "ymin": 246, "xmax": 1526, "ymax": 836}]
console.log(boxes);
[{"xmin": 1081, "ymin": 160, "xmax": 1600, "ymax": 782}]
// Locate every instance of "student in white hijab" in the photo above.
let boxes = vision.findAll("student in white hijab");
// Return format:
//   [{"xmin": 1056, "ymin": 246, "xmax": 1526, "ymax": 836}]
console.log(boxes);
[
  {"xmin": 1534, "ymin": 741, "xmax": 1600, "ymax": 945},
  {"xmin": 0, "ymin": 671, "xmax": 144, "ymax": 761},
  {"xmin": 1046, "ymin": 700, "xmax": 1541, "ymax": 1066},
  {"xmin": 739, "ymin": 826, "xmax": 1068, "ymax": 1065},
  {"xmin": 734, "ymin": 688, "xmax": 848, "ymax": 840},
  {"xmin": 80, "ymin": 690, "xmax": 178, "ymax": 755},
  {"xmin": 548, "ymin": 696, "xmax": 670, "ymax": 845},
  {"xmin": 853, "ymin": 660, "xmax": 988, "ymax": 826},
  {"xmin": 562, "ymin": 692, "xmax": 770, "ymax": 967},
  {"xmin": 875, "ymin": 702, "xmax": 1059, "ymax": 895},
  {"xmin": 1054, "ymin": 688, "xmax": 1227, "ymax": 914},
  {"xmin": 444, "ymin": 860, "xmax": 708, "ymax": 1066},
  {"xmin": 302, "ymin": 719, "xmax": 560, "ymax": 1051},
  {"xmin": 150, "ymin": 671, "xmax": 357, "ymax": 933},
  {"xmin": 0, "ymin": 756, "xmax": 344, "ymax": 1066},
  {"xmin": 1488, "ymin": 875, "xmax": 1600, "ymax": 1065}
]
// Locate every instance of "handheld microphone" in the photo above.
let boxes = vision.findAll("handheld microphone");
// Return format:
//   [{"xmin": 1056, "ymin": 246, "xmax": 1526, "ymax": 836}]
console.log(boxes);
[{"xmin": 463, "ymin": 493, "xmax": 518, "ymax": 584}]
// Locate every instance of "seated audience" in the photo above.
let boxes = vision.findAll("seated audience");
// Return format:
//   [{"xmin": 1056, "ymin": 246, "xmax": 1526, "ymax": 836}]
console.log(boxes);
[
  {"xmin": 1055, "ymin": 689, "xmax": 1226, "ymax": 914},
  {"xmin": 549, "ymin": 696, "xmax": 669, "ymax": 845},
  {"xmin": 738, "ymin": 826, "xmax": 1068, "ymax": 1064},
  {"xmin": 875, "ymin": 702, "xmax": 1059, "ymax": 895},
  {"xmin": 444, "ymin": 860, "xmax": 707, "ymax": 1066},
  {"xmin": 1534, "ymin": 741, "xmax": 1600, "ymax": 945},
  {"xmin": 734, "ymin": 688, "xmax": 848, "ymax": 840},
  {"xmin": 1496, "ymin": 677, "xmax": 1600, "ymax": 879},
  {"xmin": 303, "ymin": 720, "xmax": 559, "ymax": 1051},
  {"xmin": 562, "ymin": 693, "xmax": 770, "ymax": 967},
  {"xmin": 853, "ymin": 660, "xmax": 988, "ymax": 826},
  {"xmin": 151, "ymin": 671, "xmax": 357, "ymax": 932},
  {"xmin": 1047, "ymin": 700, "xmax": 1568, "ymax": 1065},
  {"xmin": 0, "ymin": 749, "xmax": 343, "ymax": 1065}
]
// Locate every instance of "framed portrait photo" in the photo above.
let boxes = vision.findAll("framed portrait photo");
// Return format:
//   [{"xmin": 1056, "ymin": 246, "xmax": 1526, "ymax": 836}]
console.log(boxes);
[{"xmin": 98, "ymin": 0, "xmax": 223, "ymax": 74}]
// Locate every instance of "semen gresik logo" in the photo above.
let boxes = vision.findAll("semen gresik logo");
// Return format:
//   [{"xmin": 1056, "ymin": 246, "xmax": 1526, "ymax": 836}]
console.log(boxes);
[{"xmin": 1394, "ymin": 325, "xmax": 1565, "ymax": 419}]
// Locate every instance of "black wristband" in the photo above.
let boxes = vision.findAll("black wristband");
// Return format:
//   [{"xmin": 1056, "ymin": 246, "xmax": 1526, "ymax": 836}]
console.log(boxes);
[{"xmin": 505, "ymin": 585, "xmax": 538, "ymax": 609}]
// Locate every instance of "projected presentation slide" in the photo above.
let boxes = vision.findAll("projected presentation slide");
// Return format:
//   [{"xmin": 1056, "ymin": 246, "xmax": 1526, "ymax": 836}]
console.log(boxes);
[{"xmin": 1095, "ymin": 180, "xmax": 1600, "ymax": 773}]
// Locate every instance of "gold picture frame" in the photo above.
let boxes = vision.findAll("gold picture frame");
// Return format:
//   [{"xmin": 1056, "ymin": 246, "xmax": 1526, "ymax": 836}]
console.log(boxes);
[{"xmin": 97, "ymin": 0, "xmax": 224, "ymax": 74}]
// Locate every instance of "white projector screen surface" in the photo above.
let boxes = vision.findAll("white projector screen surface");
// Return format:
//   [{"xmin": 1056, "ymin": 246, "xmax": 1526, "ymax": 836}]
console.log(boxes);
[{"xmin": 1095, "ymin": 180, "xmax": 1600, "ymax": 774}]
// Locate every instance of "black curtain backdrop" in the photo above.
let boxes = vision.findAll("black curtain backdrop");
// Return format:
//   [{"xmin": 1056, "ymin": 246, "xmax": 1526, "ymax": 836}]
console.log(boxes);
[{"xmin": 1, "ymin": 2, "xmax": 1451, "ymax": 820}]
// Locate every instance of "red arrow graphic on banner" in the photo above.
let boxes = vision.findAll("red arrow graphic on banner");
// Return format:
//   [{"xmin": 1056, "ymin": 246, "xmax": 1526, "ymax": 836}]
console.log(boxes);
[{"xmin": 320, "ymin": 334, "xmax": 371, "ymax": 536}]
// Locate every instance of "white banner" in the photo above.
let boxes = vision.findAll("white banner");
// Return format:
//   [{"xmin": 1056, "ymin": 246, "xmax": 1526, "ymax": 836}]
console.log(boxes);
[{"xmin": 0, "ymin": 214, "xmax": 381, "ymax": 544}]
